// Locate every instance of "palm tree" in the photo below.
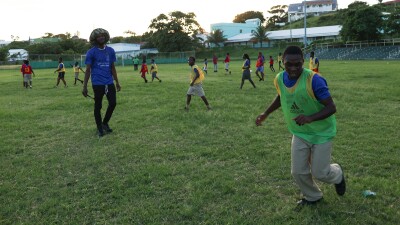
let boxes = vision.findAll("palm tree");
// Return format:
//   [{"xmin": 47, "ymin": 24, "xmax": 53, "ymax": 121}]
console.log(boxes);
[
  {"xmin": 251, "ymin": 25, "xmax": 269, "ymax": 48},
  {"xmin": 207, "ymin": 29, "xmax": 227, "ymax": 47}
]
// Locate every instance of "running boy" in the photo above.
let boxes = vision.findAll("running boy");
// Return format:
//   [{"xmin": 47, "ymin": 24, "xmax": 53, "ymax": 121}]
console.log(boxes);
[
  {"xmin": 269, "ymin": 55, "xmax": 275, "ymax": 72},
  {"xmin": 185, "ymin": 56, "xmax": 211, "ymax": 111},
  {"xmin": 54, "ymin": 57, "xmax": 67, "ymax": 88},
  {"xmin": 150, "ymin": 59, "xmax": 161, "ymax": 82},
  {"xmin": 256, "ymin": 46, "xmax": 345, "ymax": 207}
]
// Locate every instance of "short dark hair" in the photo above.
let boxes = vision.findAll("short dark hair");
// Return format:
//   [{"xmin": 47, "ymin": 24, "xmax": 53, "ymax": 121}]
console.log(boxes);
[
  {"xmin": 189, "ymin": 56, "xmax": 196, "ymax": 62},
  {"xmin": 283, "ymin": 46, "xmax": 304, "ymax": 60}
]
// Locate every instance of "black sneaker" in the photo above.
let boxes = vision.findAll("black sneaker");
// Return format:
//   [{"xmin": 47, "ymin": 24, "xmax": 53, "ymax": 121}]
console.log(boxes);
[
  {"xmin": 296, "ymin": 197, "xmax": 323, "ymax": 206},
  {"xmin": 335, "ymin": 164, "xmax": 346, "ymax": 196},
  {"xmin": 102, "ymin": 124, "xmax": 113, "ymax": 133},
  {"xmin": 98, "ymin": 129, "xmax": 105, "ymax": 137}
]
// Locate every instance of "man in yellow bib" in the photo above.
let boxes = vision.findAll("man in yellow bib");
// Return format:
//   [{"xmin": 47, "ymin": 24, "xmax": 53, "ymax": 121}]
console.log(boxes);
[
  {"xmin": 185, "ymin": 56, "xmax": 211, "ymax": 111},
  {"xmin": 256, "ymin": 46, "xmax": 345, "ymax": 207}
]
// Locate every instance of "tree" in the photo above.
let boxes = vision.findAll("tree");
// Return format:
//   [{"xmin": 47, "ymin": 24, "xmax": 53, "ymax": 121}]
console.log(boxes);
[
  {"xmin": 385, "ymin": 6, "xmax": 400, "ymax": 37},
  {"xmin": 207, "ymin": 29, "xmax": 227, "ymax": 47},
  {"xmin": 233, "ymin": 11, "xmax": 265, "ymax": 24},
  {"xmin": 340, "ymin": 5, "xmax": 383, "ymax": 41},
  {"xmin": 0, "ymin": 47, "xmax": 8, "ymax": 61},
  {"xmin": 251, "ymin": 25, "xmax": 270, "ymax": 48},
  {"xmin": 147, "ymin": 11, "xmax": 204, "ymax": 52},
  {"xmin": 266, "ymin": 5, "xmax": 288, "ymax": 29}
]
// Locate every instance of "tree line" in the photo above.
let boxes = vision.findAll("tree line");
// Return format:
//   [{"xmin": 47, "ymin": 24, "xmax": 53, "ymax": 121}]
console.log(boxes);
[{"xmin": 1, "ymin": 1, "xmax": 399, "ymax": 61}]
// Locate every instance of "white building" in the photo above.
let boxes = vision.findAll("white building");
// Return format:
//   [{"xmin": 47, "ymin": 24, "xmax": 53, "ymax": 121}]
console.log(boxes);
[
  {"xmin": 0, "ymin": 40, "xmax": 11, "ymax": 47},
  {"xmin": 225, "ymin": 25, "xmax": 342, "ymax": 47},
  {"xmin": 107, "ymin": 43, "xmax": 141, "ymax": 58},
  {"xmin": 288, "ymin": 0, "xmax": 338, "ymax": 22},
  {"xmin": 8, "ymin": 49, "xmax": 28, "ymax": 61},
  {"xmin": 210, "ymin": 18, "xmax": 261, "ymax": 39}
]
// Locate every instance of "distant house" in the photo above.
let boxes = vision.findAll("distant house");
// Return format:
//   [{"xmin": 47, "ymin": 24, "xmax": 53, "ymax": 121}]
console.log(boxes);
[
  {"xmin": 288, "ymin": 0, "xmax": 338, "ymax": 22},
  {"xmin": 0, "ymin": 40, "xmax": 11, "ymax": 47},
  {"xmin": 8, "ymin": 49, "xmax": 28, "ymax": 61},
  {"xmin": 30, "ymin": 37, "xmax": 60, "ymax": 44},
  {"xmin": 225, "ymin": 25, "xmax": 342, "ymax": 47},
  {"xmin": 210, "ymin": 18, "xmax": 261, "ymax": 39},
  {"xmin": 107, "ymin": 43, "xmax": 141, "ymax": 58}
]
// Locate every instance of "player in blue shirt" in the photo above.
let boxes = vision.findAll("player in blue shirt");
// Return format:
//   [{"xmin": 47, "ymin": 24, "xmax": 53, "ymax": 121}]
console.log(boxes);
[
  {"xmin": 82, "ymin": 28, "xmax": 121, "ymax": 137},
  {"xmin": 240, "ymin": 53, "xmax": 256, "ymax": 89}
]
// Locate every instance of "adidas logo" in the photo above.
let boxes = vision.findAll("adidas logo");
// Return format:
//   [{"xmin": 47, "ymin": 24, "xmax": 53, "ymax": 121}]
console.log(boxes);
[{"xmin": 290, "ymin": 102, "xmax": 304, "ymax": 114}]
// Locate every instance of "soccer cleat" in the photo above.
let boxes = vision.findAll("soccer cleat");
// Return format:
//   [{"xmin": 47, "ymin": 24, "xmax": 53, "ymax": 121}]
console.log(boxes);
[
  {"xmin": 98, "ymin": 129, "xmax": 105, "ymax": 137},
  {"xmin": 102, "ymin": 124, "xmax": 113, "ymax": 133},
  {"xmin": 296, "ymin": 197, "xmax": 323, "ymax": 206},
  {"xmin": 335, "ymin": 164, "xmax": 346, "ymax": 196},
  {"xmin": 29, "ymin": 85, "xmax": 32, "ymax": 89}
]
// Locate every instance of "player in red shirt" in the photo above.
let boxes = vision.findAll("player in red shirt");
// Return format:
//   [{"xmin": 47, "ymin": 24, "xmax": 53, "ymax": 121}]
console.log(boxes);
[
  {"xmin": 212, "ymin": 54, "xmax": 218, "ymax": 72},
  {"xmin": 139, "ymin": 59, "xmax": 149, "ymax": 83},
  {"xmin": 20, "ymin": 60, "xmax": 35, "ymax": 88},
  {"xmin": 224, "ymin": 53, "xmax": 231, "ymax": 75},
  {"xmin": 269, "ymin": 56, "xmax": 275, "ymax": 72}
]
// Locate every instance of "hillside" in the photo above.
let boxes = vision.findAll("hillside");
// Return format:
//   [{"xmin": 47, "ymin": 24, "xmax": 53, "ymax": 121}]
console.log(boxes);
[{"xmin": 275, "ymin": 11, "xmax": 345, "ymax": 30}]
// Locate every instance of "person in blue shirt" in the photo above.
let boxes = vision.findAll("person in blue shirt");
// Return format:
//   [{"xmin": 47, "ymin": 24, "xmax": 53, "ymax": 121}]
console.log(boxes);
[
  {"xmin": 82, "ymin": 28, "xmax": 121, "ymax": 137},
  {"xmin": 255, "ymin": 46, "xmax": 345, "ymax": 207},
  {"xmin": 240, "ymin": 53, "xmax": 256, "ymax": 89}
]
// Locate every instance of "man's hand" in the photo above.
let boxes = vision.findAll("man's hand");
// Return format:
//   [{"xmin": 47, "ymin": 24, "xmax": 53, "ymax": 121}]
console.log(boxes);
[
  {"xmin": 116, "ymin": 83, "xmax": 121, "ymax": 92},
  {"xmin": 293, "ymin": 115, "xmax": 312, "ymax": 126},
  {"xmin": 82, "ymin": 86, "xmax": 88, "ymax": 97},
  {"xmin": 256, "ymin": 113, "xmax": 267, "ymax": 126}
]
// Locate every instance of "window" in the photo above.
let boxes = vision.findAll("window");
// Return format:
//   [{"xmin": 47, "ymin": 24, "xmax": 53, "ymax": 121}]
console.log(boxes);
[{"xmin": 240, "ymin": 29, "xmax": 242, "ymax": 33}]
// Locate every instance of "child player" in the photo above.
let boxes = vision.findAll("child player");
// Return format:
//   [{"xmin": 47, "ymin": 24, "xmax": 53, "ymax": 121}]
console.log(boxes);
[
  {"xmin": 139, "ymin": 59, "xmax": 149, "ymax": 83},
  {"xmin": 54, "ymin": 57, "xmax": 68, "ymax": 87},
  {"xmin": 150, "ymin": 59, "xmax": 161, "ymax": 82},
  {"xmin": 20, "ymin": 60, "xmax": 35, "ymax": 88},
  {"xmin": 73, "ymin": 61, "xmax": 85, "ymax": 85},
  {"xmin": 185, "ymin": 56, "xmax": 211, "ymax": 111},
  {"xmin": 224, "ymin": 53, "xmax": 231, "ymax": 75},
  {"xmin": 278, "ymin": 52, "xmax": 285, "ymax": 71},
  {"xmin": 203, "ymin": 58, "xmax": 208, "ymax": 74},
  {"xmin": 269, "ymin": 56, "xmax": 276, "ymax": 72}
]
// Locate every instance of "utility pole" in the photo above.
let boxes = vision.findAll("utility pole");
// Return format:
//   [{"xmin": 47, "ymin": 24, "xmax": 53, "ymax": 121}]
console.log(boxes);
[{"xmin": 304, "ymin": 0, "xmax": 307, "ymax": 48}]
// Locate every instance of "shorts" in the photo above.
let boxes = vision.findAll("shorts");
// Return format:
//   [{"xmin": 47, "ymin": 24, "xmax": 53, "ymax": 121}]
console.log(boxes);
[
  {"xmin": 152, "ymin": 72, "xmax": 157, "ymax": 78},
  {"xmin": 187, "ymin": 83, "xmax": 205, "ymax": 97},
  {"xmin": 24, "ymin": 74, "xmax": 32, "ymax": 82},
  {"xmin": 74, "ymin": 72, "xmax": 79, "ymax": 79},
  {"xmin": 58, "ymin": 72, "xmax": 65, "ymax": 78},
  {"xmin": 256, "ymin": 66, "xmax": 264, "ymax": 72},
  {"xmin": 225, "ymin": 63, "xmax": 229, "ymax": 69},
  {"xmin": 141, "ymin": 72, "xmax": 147, "ymax": 78}
]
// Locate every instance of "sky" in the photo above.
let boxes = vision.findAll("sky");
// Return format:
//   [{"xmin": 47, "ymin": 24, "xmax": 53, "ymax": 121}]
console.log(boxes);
[{"xmin": 1, "ymin": 0, "xmax": 381, "ymax": 42}]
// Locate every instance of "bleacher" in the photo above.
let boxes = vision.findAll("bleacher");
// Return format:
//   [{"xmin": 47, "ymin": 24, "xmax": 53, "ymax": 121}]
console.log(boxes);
[{"xmin": 309, "ymin": 46, "xmax": 400, "ymax": 60}]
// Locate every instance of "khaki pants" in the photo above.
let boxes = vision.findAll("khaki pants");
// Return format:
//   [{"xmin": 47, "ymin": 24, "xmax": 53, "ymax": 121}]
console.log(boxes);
[{"xmin": 291, "ymin": 135, "xmax": 343, "ymax": 201}]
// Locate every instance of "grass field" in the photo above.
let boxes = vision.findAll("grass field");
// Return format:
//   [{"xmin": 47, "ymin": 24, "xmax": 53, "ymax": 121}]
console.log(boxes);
[{"xmin": 0, "ymin": 60, "xmax": 399, "ymax": 224}]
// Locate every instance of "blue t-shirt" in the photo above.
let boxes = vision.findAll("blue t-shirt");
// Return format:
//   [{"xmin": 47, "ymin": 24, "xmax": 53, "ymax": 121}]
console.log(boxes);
[
  {"xmin": 283, "ymin": 70, "xmax": 330, "ymax": 101},
  {"xmin": 85, "ymin": 46, "xmax": 116, "ymax": 85},
  {"xmin": 244, "ymin": 59, "xmax": 251, "ymax": 68}
]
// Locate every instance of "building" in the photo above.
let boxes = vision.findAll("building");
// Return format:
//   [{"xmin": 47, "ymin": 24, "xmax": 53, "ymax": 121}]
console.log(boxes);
[
  {"xmin": 107, "ymin": 43, "xmax": 141, "ymax": 58},
  {"xmin": 8, "ymin": 49, "xmax": 28, "ymax": 61},
  {"xmin": 0, "ymin": 40, "xmax": 11, "ymax": 47},
  {"xmin": 288, "ymin": 0, "xmax": 338, "ymax": 22},
  {"xmin": 210, "ymin": 18, "xmax": 261, "ymax": 39},
  {"xmin": 30, "ymin": 37, "xmax": 60, "ymax": 44},
  {"xmin": 225, "ymin": 25, "xmax": 342, "ymax": 47}
]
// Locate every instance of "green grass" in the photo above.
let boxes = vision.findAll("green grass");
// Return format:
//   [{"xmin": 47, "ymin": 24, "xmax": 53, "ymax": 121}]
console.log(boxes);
[{"xmin": 1, "ymin": 60, "xmax": 399, "ymax": 224}]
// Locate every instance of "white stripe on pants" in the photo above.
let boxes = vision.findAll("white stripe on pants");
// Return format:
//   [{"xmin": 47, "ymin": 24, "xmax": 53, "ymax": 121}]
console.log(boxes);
[{"xmin": 291, "ymin": 135, "xmax": 343, "ymax": 201}]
